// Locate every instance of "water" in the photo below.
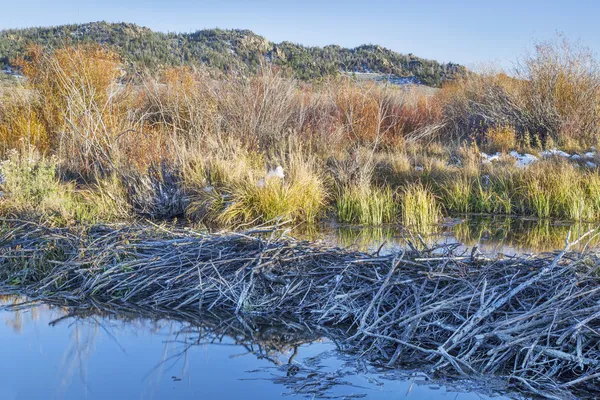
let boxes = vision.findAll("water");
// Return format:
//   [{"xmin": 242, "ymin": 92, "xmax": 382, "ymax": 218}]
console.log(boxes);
[
  {"xmin": 305, "ymin": 216, "xmax": 599, "ymax": 256},
  {"xmin": 0, "ymin": 297, "xmax": 509, "ymax": 400}
]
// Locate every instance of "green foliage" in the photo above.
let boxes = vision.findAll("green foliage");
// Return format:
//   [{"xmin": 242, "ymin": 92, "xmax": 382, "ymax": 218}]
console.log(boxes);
[
  {"xmin": 400, "ymin": 184, "xmax": 440, "ymax": 230},
  {"xmin": 336, "ymin": 185, "xmax": 397, "ymax": 225},
  {"xmin": 0, "ymin": 149, "xmax": 129, "ymax": 225},
  {"xmin": 185, "ymin": 147, "xmax": 327, "ymax": 226}
]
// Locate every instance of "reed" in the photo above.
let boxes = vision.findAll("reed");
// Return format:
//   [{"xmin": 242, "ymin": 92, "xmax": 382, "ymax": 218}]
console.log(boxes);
[
  {"xmin": 335, "ymin": 184, "xmax": 397, "ymax": 225},
  {"xmin": 400, "ymin": 183, "xmax": 440, "ymax": 229},
  {"xmin": 1, "ymin": 41, "xmax": 600, "ymax": 225}
]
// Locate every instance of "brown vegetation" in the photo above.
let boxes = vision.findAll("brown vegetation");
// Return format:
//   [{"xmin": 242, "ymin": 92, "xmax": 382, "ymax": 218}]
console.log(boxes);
[{"xmin": 1, "ymin": 37, "xmax": 599, "ymax": 226}]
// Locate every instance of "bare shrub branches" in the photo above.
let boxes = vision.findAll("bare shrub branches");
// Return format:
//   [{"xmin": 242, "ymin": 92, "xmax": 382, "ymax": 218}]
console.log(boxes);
[{"xmin": 443, "ymin": 36, "xmax": 600, "ymax": 148}]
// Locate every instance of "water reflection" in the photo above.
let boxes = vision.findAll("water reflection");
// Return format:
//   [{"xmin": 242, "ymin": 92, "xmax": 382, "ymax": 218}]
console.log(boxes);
[
  {"xmin": 0, "ymin": 297, "xmax": 507, "ymax": 400},
  {"xmin": 302, "ymin": 217, "xmax": 600, "ymax": 255}
]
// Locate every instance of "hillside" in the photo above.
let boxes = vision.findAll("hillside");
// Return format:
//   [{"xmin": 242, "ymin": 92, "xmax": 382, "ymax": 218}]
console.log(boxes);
[{"xmin": 0, "ymin": 21, "xmax": 464, "ymax": 86}]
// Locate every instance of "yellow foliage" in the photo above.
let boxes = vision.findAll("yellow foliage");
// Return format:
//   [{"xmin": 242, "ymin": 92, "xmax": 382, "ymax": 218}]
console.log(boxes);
[{"xmin": 487, "ymin": 125, "xmax": 517, "ymax": 152}]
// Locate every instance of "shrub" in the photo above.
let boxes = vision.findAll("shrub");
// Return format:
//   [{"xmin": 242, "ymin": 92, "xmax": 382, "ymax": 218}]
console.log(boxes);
[
  {"xmin": 487, "ymin": 125, "xmax": 517, "ymax": 152},
  {"xmin": 15, "ymin": 44, "xmax": 131, "ymax": 176},
  {"xmin": 441, "ymin": 36, "xmax": 600, "ymax": 149},
  {"xmin": 0, "ymin": 148, "xmax": 128, "ymax": 224}
]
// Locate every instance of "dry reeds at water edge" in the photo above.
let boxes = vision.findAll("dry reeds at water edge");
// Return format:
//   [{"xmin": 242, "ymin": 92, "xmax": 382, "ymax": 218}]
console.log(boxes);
[{"xmin": 1, "ymin": 222, "xmax": 600, "ymax": 398}]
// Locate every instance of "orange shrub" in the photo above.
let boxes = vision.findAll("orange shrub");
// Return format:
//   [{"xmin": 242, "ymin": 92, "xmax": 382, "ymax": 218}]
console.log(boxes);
[
  {"xmin": 486, "ymin": 125, "xmax": 517, "ymax": 152},
  {"xmin": 332, "ymin": 80, "xmax": 442, "ymax": 148},
  {"xmin": 15, "ymin": 44, "xmax": 123, "ymax": 136},
  {"xmin": 13, "ymin": 44, "xmax": 131, "ymax": 176},
  {"xmin": 0, "ymin": 97, "xmax": 48, "ymax": 154}
]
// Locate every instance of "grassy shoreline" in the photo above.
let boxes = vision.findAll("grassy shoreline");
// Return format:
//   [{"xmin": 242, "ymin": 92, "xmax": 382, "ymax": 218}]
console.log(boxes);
[{"xmin": 3, "ymin": 144, "xmax": 600, "ymax": 227}]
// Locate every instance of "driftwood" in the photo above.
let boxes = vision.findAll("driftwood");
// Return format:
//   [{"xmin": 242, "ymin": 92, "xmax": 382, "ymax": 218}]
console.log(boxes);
[{"xmin": 1, "ymin": 221, "xmax": 600, "ymax": 399}]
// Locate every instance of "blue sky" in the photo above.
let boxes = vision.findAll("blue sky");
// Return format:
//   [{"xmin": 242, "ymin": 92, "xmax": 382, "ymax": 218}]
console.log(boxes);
[{"xmin": 0, "ymin": 0, "xmax": 598, "ymax": 68}]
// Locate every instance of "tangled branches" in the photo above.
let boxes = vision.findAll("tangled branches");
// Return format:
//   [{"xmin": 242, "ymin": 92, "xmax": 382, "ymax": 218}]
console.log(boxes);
[{"xmin": 0, "ymin": 221, "xmax": 599, "ymax": 398}]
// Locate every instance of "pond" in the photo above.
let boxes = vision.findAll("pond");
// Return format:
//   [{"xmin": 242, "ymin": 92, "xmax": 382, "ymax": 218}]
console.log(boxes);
[{"xmin": 0, "ymin": 296, "xmax": 511, "ymax": 400}]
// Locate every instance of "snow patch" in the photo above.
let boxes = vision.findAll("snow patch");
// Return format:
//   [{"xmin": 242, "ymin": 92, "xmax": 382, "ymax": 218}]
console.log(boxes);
[
  {"xmin": 509, "ymin": 151, "xmax": 539, "ymax": 168},
  {"xmin": 257, "ymin": 165, "xmax": 285, "ymax": 187},
  {"xmin": 540, "ymin": 148, "xmax": 571, "ymax": 159}
]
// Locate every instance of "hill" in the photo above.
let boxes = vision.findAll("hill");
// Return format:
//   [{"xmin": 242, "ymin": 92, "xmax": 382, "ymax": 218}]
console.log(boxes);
[{"xmin": 0, "ymin": 21, "xmax": 465, "ymax": 86}]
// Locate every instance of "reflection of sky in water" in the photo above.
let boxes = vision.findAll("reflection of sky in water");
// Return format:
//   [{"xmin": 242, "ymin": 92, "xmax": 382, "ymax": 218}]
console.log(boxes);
[
  {"xmin": 0, "ymin": 298, "xmax": 507, "ymax": 400},
  {"xmin": 301, "ymin": 216, "xmax": 600, "ymax": 256}
]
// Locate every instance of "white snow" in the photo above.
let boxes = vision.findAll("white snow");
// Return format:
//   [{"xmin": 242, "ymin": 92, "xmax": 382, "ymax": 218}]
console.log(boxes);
[
  {"xmin": 541, "ymin": 148, "xmax": 571, "ymax": 158},
  {"xmin": 257, "ymin": 166, "xmax": 285, "ymax": 187},
  {"xmin": 266, "ymin": 165, "xmax": 285, "ymax": 180},
  {"xmin": 481, "ymin": 152, "xmax": 502, "ymax": 164},
  {"xmin": 509, "ymin": 151, "xmax": 539, "ymax": 168}
]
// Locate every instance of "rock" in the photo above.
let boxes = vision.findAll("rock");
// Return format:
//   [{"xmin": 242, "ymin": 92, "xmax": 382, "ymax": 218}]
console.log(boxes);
[
  {"xmin": 584, "ymin": 151, "xmax": 596, "ymax": 159},
  {"xmin": 570, "ymin": 154, "xmax": 582, "ymax": 160},
  {"xmin": 586, "ymin": 161, "xmax": 597, "ymax": 168},
  {"xmin": 415, "ymin": 166, "xmax": 424, "ymax": 171}
]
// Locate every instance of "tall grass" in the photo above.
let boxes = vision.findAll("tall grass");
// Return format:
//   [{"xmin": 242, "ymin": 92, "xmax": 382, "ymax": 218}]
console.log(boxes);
[
  {"xmin": 185, "ymin": 143, "xmax": 327, "ymax": 226},
  {"xmin": 400, "ymin": 184, "xmax": 441, "ymax": 229},
  {"xmin": 336, "ymin": 185, "xmax": 396, "ymax": 225},
  {"xmin": 0, "ymin": 148, "xmax": 129, "ymax": 224}
]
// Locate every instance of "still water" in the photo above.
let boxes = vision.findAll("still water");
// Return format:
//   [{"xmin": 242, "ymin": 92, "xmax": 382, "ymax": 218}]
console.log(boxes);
[
  {"xmin": 309, "ymin": 216, "xmax": 600, "ymax": 255},
  {"xmin": 0, "ymin": 297, "xmax": 510, "ymax": 400}
]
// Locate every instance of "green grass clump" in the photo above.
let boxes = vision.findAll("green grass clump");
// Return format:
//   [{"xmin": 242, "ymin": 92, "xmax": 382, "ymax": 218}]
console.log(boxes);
[
  {"xmin": 219, "ymin": 175, "xmax": 326, "ymax": 225},
  {"xmin": 441, "ymin": 174, "xmax": 472, "ymax": 214},
  {"xmin": 517, "ymin": 161, "xmax": 598, "ymax": 221},
  {"xmin": 336, "ymin": 185, "xmax": 396, "ymax": 225},
  {"xmin": 0, "ymin": 149, "xmax": 129, "ymax": 225},
  {"xmin": 400, "ymin": 183, "xmax": 440, "ymax": 229},
  {"xmin": 186, "ymin": 148, "xmax": 327, "ymax": 226}
]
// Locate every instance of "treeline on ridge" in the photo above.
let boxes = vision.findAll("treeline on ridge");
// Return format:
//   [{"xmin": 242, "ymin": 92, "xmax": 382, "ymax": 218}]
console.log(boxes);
[{"xmin": 0, "ymin": 21, "xmax": 464, "ymax": 86}]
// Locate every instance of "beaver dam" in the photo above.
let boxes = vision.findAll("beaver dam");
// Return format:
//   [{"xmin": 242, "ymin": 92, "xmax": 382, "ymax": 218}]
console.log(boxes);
[{"xmin": 1, "ymin": 222, "xmax": 600, "ymax": 399}]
